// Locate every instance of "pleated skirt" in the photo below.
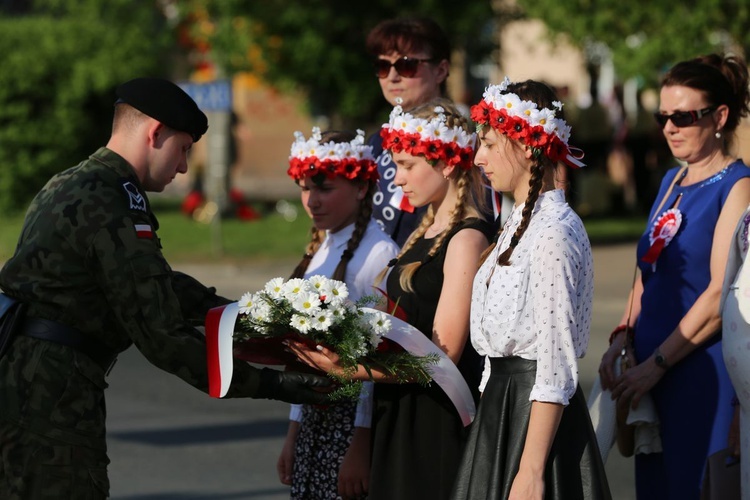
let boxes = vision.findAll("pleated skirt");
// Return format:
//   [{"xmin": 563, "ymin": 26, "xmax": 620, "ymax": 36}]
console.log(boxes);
[{"xmin": 452, "ymin": 357, "xmax": 612, "ymax": 500}]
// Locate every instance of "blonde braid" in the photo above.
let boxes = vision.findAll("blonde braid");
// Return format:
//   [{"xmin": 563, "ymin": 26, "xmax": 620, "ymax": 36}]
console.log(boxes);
[
  {"xmin": 374, "ymin": 207, "xmax": 435, "ymax": 289},
  {"xmin": 332, "ymin": 182, "xmax": 375, "ymax": 282},
  {"xmin": 289, "ymin": 226, "xmax": 325, "ymax": 279}
]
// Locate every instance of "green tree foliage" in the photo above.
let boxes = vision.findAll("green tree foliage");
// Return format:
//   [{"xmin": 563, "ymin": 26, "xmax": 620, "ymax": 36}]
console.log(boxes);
[
  {"xmin": 0, "ymin": 1, "xmax": 171, "ymax": 211},
  {"xmin": 518, "ymin": 0, "xmax": 750, "ymax": 83},
  {"xmin": 181, "ymin": 0, "xmax": 495, "ymax": 126}
]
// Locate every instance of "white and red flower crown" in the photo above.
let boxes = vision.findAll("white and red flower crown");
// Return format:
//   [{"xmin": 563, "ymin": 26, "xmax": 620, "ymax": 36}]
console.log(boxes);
[
  {"xmin": 380, "ymin": 105, "xmax": 477, "ymax": 170},
  {"xmin": 288, "ymin": 127, "xmax": 379, "ymax": 181},
  {"xmin": 471, "ymin": 77, "xmax": 585, "ymax": 168}
]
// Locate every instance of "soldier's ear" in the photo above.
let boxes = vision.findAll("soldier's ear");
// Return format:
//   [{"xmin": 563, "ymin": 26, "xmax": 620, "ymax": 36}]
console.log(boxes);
[{"xmin": 146, "ymin": 120, "xmax": 167, "ymax": 147}]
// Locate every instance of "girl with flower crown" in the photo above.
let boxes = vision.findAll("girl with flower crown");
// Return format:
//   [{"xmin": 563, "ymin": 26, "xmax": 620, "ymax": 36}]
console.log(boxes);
[
  {"xmin": 289, "ymin": 98, "xmax": 493, "ymax": 500},
  {"xmin": 276, "ymin": 128, "xmax": 399, "ymax": 500},
  {"xmin": 451, "ymin": 79, "xmax": 611, "ymax": 500}
]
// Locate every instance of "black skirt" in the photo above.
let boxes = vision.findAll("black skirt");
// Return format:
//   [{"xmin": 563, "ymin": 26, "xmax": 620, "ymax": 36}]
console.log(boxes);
[{"xmin": 452, "ymin": 357, "xmax": 612, "ymax": 500}]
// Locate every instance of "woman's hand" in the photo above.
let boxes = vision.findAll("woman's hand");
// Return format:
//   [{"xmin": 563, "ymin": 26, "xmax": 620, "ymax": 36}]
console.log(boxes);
[
  {"xmin": 610, "ymin": 355, "xmax": 665, "ymax": 410},
  {"xmin": 338, "ymin": 427, "xmax": 370, "ymax": 498},
  {"xmin": 599, "ymin": 331, "xmax": 628, "ymax": 390},
  {"xmin": 277, "ymin": 422, "xmax": 300, "ymax": 485},
  {"xmin": 286, "ymin": 340, "xmax": 344, "ymax": 377}
]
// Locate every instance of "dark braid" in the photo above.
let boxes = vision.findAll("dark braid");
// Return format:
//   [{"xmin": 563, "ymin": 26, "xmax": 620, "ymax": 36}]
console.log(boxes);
[
  {"xmin": 496, "ymin": 159, "xmax": 545, "ymax": 266},
  {"xmin": 290, "ymin": 226, "xmax": 325, "ymax": 279},
  {"xmin": 332, "ymin": 182, "xmax": 376, "ymax": 281}
]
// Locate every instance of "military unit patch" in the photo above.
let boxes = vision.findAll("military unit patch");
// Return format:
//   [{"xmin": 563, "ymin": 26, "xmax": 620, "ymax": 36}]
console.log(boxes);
[{"xmin": 122, "ymin": 182, "xmax": 147, "ymax": 212}]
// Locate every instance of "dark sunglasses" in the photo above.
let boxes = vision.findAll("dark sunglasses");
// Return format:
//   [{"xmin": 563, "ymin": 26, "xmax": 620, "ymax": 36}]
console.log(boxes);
[
  {"xmin": 653, "ymin": 106, "xmax": 716, "ymax": 128},
  {"xmin": 374, "ymin": 57, "xmax": 435, "ymax": 79}
]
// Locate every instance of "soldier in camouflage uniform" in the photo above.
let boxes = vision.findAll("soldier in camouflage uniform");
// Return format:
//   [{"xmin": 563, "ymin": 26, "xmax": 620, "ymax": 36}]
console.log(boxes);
[{"xmin": 0, "ymin": 78, "xmax": 330, "ymax": 499}]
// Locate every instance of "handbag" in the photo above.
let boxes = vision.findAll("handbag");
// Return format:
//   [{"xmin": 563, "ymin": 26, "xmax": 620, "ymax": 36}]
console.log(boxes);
[
  {"xmin": 700, "ymin": 447, "xmax": 741, "ymax": 500},
  {"xmin": 0, "ymin": 292, "xmax": 26, "ymax": 359}
]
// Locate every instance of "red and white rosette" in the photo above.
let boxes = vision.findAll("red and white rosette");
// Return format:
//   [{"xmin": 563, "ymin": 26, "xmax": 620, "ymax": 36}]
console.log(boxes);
[
  {"xmin": 204, "ymin": 303, "xmax": 476, "ymax": 426},
  {"xmin": 641, "ymin": 208, "xmax": 682, "ymax": 269}
]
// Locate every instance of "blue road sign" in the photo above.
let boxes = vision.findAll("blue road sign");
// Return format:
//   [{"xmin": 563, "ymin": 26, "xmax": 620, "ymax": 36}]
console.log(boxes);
[{"xmin": 179, "ymin": 80, "xmax": 232, "ymax": 112}]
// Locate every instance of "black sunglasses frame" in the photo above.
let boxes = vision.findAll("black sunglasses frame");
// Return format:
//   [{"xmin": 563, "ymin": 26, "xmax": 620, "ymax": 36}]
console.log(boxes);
[
  {"xmin": 653, "ymin": 106, "xmax": 717, "ymax": 128},
  {"xmin": 374, "ymin": 57, "xmax": 435, "ymax": 79}
]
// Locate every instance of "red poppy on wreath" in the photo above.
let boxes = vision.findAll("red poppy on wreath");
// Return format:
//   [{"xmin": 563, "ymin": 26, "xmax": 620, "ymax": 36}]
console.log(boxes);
[{"xmin": 641, "ymin": 208, "xmax": 683, "ymax": 267}]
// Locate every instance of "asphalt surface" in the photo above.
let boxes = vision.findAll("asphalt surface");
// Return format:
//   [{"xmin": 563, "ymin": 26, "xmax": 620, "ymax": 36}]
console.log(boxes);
[{"xmin": 105, "ymin": 245, "xmax": 638, "ymax": 499}]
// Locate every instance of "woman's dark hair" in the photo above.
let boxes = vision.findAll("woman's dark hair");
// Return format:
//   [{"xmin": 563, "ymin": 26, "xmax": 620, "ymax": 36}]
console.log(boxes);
[
  {"xmin": 290, "ymin": 130, "xmax": 376, "ymax": 282},
  {"xmin": 481, "ymin": 80, "xmax": 562, "ymax": 267},
  {"xmin": 366, "ymin": 17, "xmax": 451, "ymax": 95},
  {"xmin": 661, "ymin": 53, "xmax": 750, "ymax": 136}
]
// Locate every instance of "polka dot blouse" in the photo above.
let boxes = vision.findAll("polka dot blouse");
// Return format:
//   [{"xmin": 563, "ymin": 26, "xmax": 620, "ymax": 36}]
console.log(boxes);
[{"xmin": 471, "ymin": 189, "xmax": 594, "ymax": 405}]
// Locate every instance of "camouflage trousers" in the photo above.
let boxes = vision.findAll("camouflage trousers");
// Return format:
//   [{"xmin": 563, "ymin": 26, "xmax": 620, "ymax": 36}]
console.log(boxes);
[{"xmin": 0, "ymin": 419, "xmax": 109, "ymax": 499}]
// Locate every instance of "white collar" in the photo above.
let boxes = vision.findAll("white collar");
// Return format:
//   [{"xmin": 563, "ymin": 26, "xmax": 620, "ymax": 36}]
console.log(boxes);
[
  {"xmin": 324, "ymin": 222, "xmax": 356, "ymax": 250},
  {"xmin": 508, "ymin": 188, "xmax": 566, "ymax": 222}
]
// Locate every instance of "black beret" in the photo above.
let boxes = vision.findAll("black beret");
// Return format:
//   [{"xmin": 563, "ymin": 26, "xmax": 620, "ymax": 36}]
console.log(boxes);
[{"xmin": 116, "ymin": 77, "xmax": 208, "ymax": 142}]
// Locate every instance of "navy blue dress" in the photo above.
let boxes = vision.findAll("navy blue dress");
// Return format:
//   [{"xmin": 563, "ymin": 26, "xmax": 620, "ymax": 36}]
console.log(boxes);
[{"xmin": 634, "ymin": 160, "xmax": 750, "ymax": 499}]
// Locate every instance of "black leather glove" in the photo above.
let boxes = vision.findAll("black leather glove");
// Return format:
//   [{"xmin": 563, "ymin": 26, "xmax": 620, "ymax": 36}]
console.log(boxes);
[{"xmin": 254, "ymin": 367, "xmax": 333, "ymax": 404}]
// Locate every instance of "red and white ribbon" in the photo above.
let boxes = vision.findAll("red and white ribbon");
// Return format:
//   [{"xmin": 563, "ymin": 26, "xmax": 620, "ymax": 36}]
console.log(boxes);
[
  {"xmin": 205, "ymin": 304, "xmax": 476, "ymax": 425},
  {"xmin": 641, "ymin": 208, "xmax": 682, "ymax": 267},
  {"xmin": 205, "ymin": 303, "xmax": 240, "ymax": 398},
  {"xmin": 362, "ymin": 307, "xmax": 476, "ymax": 426}
]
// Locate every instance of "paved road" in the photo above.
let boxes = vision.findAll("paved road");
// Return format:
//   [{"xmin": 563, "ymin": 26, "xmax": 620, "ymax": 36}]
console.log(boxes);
[{"xmin": 106, "ymin": 245, "xmax": 638, "ymax": 499}]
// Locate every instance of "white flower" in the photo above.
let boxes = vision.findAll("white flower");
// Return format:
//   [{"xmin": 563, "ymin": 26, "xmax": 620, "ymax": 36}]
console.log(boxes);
[
  {"xmin": 291, "ymin": 314, "xmax": 313, "ymax": 334},
  {"xmin": 237, "ymin": 292, "xmax": 258, "ymax": 315},
  {"xmin": 368, "ymin": 311, "xmax": 391, "ymax": 335},
  {"xmin": 248, "ymin": 302, "xmax": 272, "ymax": 323},
  {"xmin": 282, "ymin": 278, "xmax": 310, "ymax": 300},
  {"xmin": 307, "ymin": 275, "xmax": 330, "ymax": 296},
  {"xmin": 369, "ymin": 330, "xmax": 383, "ymax": 349},
  {"xmin": 321, "ymin": 279, "xmax": 348, "ymax": 304},
  {"xmin": 513, "ymin": 99, "xmax": 537, "ymax": 119},
  {"xmin": 292, "ymin": 291, "xmax": 322, "ymax": 315},
  {"xmin": 328, "ymin": 306, "xmax": 347, "ymax": 323},
  {"xmin": 311, "ymin": 310, "xmax": 334, "ymax": 331},
  {"xmin": 424, "ymin": 121, "xmax": 449, "ymax": 141},
  {"xmin": 264, "ymin": 277, "xmax": 285, "ymax": 299}
]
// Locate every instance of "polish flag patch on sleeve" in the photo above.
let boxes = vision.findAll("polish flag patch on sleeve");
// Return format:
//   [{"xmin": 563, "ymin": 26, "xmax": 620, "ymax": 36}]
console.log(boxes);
[{"xmin": 135, "ymin": 224, "xmax": 154, "ymax": 239}]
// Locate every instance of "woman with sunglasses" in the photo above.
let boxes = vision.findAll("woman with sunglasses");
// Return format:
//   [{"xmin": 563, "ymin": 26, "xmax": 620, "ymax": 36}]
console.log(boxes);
[
  {"xmin": 366, "ymin": 18, "xmax": 504, "ymax": 247},
  {"xmin": 600, "ymin": 53, "xmax": 750, "ymax": 499},
  {"xmin": 365, "ymin": 18, "xmax": 462, "ymax": 246}
]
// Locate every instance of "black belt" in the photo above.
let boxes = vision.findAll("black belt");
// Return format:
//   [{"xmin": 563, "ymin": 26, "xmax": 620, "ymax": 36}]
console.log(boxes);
[{"xmin": 21, "ymin": 318, "xmax": 118, "ymax": 373}]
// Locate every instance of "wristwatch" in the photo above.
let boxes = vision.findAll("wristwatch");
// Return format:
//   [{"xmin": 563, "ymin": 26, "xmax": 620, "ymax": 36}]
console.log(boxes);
[{"xmin": 653, "ymin": 348, "xmax": 670, "ymax": 369}]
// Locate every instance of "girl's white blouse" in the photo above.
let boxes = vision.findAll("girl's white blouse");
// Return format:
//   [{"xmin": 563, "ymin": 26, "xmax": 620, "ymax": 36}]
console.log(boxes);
[{"xmin": 471, "ymin": 189, "xmax": 593, "ymax": 405}]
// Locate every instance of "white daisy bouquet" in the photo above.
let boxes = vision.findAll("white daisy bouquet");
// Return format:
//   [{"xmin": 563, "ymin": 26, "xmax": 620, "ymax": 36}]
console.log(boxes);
[{"xmin": 232, "ymin": 275, "xmax": 438, "ymax": 400}]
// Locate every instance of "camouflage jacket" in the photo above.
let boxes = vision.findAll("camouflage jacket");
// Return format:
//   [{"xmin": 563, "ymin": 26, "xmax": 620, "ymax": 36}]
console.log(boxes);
[{"xmin": 0, "ymin": 147, "xmax": 262, "ymax": 449}]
